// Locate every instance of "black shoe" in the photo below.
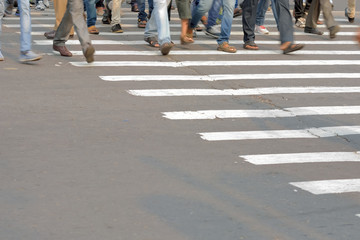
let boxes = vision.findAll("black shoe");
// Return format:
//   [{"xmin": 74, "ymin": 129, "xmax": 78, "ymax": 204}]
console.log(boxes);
[
  {"xmin": 304, "ymin": 26, "xmax": 324, "ymax": 35},
  {"xmin": 329, "ymin": 25, "xmax": 340, "ymax": 39},
  {"xmin": 111, "ymin": 24, "xmax": 123, "ymax": 33}
]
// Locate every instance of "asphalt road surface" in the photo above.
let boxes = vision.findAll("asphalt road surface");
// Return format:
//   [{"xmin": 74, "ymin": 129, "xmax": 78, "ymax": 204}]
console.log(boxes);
[{"xmin": 1, "ymin": 1, "xmax": 360, "ymax": 240}]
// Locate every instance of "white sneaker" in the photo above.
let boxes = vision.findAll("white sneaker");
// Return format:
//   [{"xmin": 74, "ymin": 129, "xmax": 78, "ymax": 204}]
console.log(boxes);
[
  {"xmin": 43, "ymin": 0, "xmax": 49, "ymax": 8},
  {"xmin": 255, "ymin": 25, "xmax": 269, "ymax": 34},
  {"xmin": 295, "ymin": 17, "xmax": 306, "ymax": 28},
  {"xmin": 35, "ymin": 1, "xmax": 45, "ymax": 11}
]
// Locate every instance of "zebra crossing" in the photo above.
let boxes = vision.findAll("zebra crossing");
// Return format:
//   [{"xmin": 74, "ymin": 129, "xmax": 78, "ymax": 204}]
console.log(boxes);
[{"xmin": 20, "ymin": 5, "xmax": 360, "ymax": 215}]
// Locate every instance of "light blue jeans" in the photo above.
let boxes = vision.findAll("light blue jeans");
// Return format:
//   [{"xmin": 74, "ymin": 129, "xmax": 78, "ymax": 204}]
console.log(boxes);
[
  {"xmin": 18, "ymin": 0, "xmax": 32, "ymax": 52},
  {"xmin": 144, "ymin": 0, "xmax": 171, "ymax": 45},
  {"xmin": 190, "ymin": 0, "xmax": 235, "ymax": 45}
]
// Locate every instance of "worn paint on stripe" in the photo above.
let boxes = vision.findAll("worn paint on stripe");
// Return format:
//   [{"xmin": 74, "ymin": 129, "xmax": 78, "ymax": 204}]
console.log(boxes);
[
  {"xmin": 290, "ymin": 179, "xmax": 360, "ymax": 194},
  {"xmin": 71, "ymin": 60, "xmax": 360, "ymax": 67},
  {"xmin": 162, "ymin": 106, "xmax": 360, "ymax": 120},
  {"xmin": 240, "ymin": 152, "xmax": 360, "ymax": 165},
  {"xmin": 127, "ymin": 87, "xmax": 360, "ymax": 97},
  {"xmin": 35, "ymin": 40, "xmax": 359, "ymax": 46},
  {"xmin": 101, "ymin": 73, "xmax": 360, "ymax": 81},
  {"xmin": 199, "ymin": 125, "xmax": 360, "ymax": 141}
]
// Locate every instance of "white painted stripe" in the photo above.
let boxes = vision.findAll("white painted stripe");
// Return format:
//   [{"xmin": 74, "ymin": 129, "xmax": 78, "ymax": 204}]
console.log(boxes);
[
  {"xmin": 199, "ymin": 125, "xmax": 360, "ymax": 141},
  {"xmin": 71, "ymin": 60, "xmax": 360, "ymax": 67},
  {"xmin": 356, "ymin": 214, "xmax": 360, "ymax": 218},
  {"xmin": 5, "ymin": 24, "xmax": 359, "ymax": 28},
  {"xmin": 240, "ymin": 152, "xmax": 360, "ymax": 165},
  {"xmin": 162, "ymin": 106, "xmax": 360, "ymax": 120},
  {"xmin": 56, "ymin": 50, "xmax": 360, "ymax": 56},
  {"xmin": 101, "ymin": 73, "xmax": 360, "ymax": 81},
  {"xmin": 128, "ymin": 87, "xmax": 360, "ymax": 97},
  {"xmin": 34, "ymin": 40, "xmax": 359, "ymax": 46},
  {"xmin": 290, "ymin": 179, "xmax": 360, "ymax": 194},
  {"xmin": 29, "ymin": 31, "xmax": 359, "ymax": 36}
]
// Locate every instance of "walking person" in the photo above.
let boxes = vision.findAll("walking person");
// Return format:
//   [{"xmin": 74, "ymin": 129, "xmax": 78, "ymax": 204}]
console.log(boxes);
[
  {"xmin": 304, "ymin": 0, "xmax": 340, "ymax": 38},
  {"xmin": 110, "ymin": 0, "xmax": 124, "ymax": 33},
  {"xmin": 0, "ymin": 0, "xmax": 42, "ymax": 62},
  {"xmin": 143, "ymin": 0, "xmax": 173, "ymax": 55},
  {"xmin": 53, "ymin": 0, "xmax": 95, "ymax": 63},
  {"xmin": 84, "ymin": 0, "xmax": 100, "ymax": 34},
  {"xmin": 44, "ymin": 0, "xmax": 75, "ymax": 39},
  {"xmin": 242, "ymin": 0, "xmax": 304, "ymax": 54},
  {"xmin": 345, "ymin": 0, "xmax": 356, "ymax": 23},
  {"xmin": 176, "ymin": 0, "xmax": 193, "ymax": 44},
  {"xmin": 187, "ymin": 0, "xmax": 237, "ymax": 53}
]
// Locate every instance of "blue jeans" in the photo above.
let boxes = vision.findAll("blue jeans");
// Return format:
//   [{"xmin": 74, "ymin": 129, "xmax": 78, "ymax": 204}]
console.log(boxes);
[
  {"xmin": 18, "ymin": 0, "xmax": 32, "ymax": 52},
  {"xmin": 273, "ymin": 0, "xmax": 293, "ymax": 43},
  {"xmin": 0, "ymin": 0, "xmax": 3, "ymax": 51},
  {"xmin": 206, "ymin": 0, "xmax": 221, "ymax": 28},
  {"xmin": 256, "ymin": 0, "xmax": 278, "ymax": 26},
  {"xmin": 84, "ymin": 0, "xmax": 97, "ymax": 27},
  {"xmin": 144, "ymin": 0, "xmax": 171, "ymax": 45},
  {"xmin": 137, "ymin": 0, "xmax": 153, "ymax": 21},
  {"xmin": 190, "ymin": 0, "xmax": 235, "ymax": 44}
]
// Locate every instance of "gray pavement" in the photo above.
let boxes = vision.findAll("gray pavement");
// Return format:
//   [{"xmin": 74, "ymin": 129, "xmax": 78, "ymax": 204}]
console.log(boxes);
[{"xmin": 1, "ymin": 1, "xmax": 360, "ymax": 240}]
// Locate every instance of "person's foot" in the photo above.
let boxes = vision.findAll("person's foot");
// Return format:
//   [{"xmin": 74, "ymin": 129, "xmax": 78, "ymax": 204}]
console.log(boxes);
[
  {"xmin": 180, "ymin": 34, "xmax": 194, "ymax": 45},
  {"xmin": 204, "ymin": 25, "xmax": 220, "ymax": 39},
  {"xmin": 233, "ymin": 8, "xmax": 242, "ymax": 18},
  {"xmin": 295, "ymin": 17, "xmax": 306, "ymax": 28},
  {"xmin": 137, "ymin": 19, "xmax": 147, "ymax": 28},
  {"xmin": 160, "ymin": 42, "xmax": 173, "ymax": 55},
  {"xmin": 53, "ymin": 45, "xmax": 73, "ymax": 57},
  {"xmin": 84, "ymin": 44, "xmax": 95, "ymax": 63},
  {"xmin": 0, "ymin": 51, "xmax": 4, "ymax": 61},
  {"xmin": 131, "ymin": 3, "xmax": 139, "ymax": 12},
  {"xmin": 35, "ymin": 1, "xmax": 45, "ymax": 11},
  {"xmin": 19, "ymin": 51, "xmax": 42, "ymax": 62},
  {"xmin": 111, "ymin": 24, "xmax": 123, "ymax": 33},
  {"xmin": 329, "ymin": 25, "xmax": 340, "ymax": 39},
  {"xmin": 304, "ymin": 26, "xmax": 324, "ymax": 35},
  {"xmin": 44, "ymin": 30, "xmax": 56, "ymax": 39},
  {"xmin": 345, "ymin": 7, "xmax": 355, "ymax": 23},
  {"xmin": 88, "ymin": 25, "xmax": 100, "ymax": 34},
  {"xmin": 43, "ymin": 0, "xmax": 49, "ymax": 8},
  {"xmin": 217, "ymin": 42, "xmax": 237, "ymax": 53},
  {"xmin": 255, "ymin": 25, "xmax": 269, "ymax": 34},
  {"xmin": 281, "ymin": 42, "xmax": 304, "ymax": 54}
]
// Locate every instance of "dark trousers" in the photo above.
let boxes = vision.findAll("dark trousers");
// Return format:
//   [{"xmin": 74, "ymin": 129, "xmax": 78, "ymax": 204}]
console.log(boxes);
[{"xmin": 241, "ymin": 0, "xmax": 258, "ymax": 44}]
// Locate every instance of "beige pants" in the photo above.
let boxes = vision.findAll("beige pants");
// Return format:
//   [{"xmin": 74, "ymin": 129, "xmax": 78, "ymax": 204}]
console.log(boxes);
[
  {"xmin": 54, "ymin": 0, "xmax": 74, "ymax": 34},
  {"xmin": 347, "ymin": 0, "xmax": 356, "ymax": 18}
]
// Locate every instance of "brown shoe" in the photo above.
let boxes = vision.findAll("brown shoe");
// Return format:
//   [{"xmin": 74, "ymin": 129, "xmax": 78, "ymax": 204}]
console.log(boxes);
[
  {"xmin": 88, "ymin": 25, "xmax": 99, "ymax": 35},
  {"xmin": 84, "ymin": 44, "xmax": 95, "ymax": 63},
  {"xmin": 53, "ymin": 45, "xmax": 73, "ymax": 57},
  {"xmin": 44, "ymin": 30, "xmax": 56, "ymax": 39}
]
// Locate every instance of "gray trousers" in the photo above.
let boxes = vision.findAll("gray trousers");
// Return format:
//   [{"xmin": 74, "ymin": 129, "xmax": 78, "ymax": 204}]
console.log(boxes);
[
  {"xmin": 53, "ymin": 0, "xmax": 91, "ymax": 54},
  {"xmin": 305, "ymin": 0, "xmax": 337, "ymax": 29}
]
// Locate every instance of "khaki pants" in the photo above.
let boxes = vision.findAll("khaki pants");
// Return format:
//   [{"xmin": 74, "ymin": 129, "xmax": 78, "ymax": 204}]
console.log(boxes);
[
  {"xmin": 54, "ymin": 0, "xmax": 74, "ymax": 34},
  {"xmin": 347, "ymin": 0, "xmax": 356, "ymax": 18},
  {"xmin": 305, "ymin": 0, "xmax": 336, "ymax": 29}
]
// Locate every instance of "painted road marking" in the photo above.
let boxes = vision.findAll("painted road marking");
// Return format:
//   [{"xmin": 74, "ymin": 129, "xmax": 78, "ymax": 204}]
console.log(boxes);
[
  {"xmin": 198, "ymin": 125, "xmax": 360, "ymax": 141},
  {"xmin": 240, "ymin": 152, "xmax": 360, "ymax": 165},
  {"xmin": 6, "ymin": 24, "xmax": 359, "ymax": 28},
  {"xmin": 51, "ymin": 50, "xmax": 360, "ymax": 56},
  {"xmin": 290, "ymin": 179, "xmax": 360, "ymax": 194},
  {"xmin": 101, "ymin": 73, "xmax": 360, "ymax": 81},
  {"xmin": 127, "ymin": 86, "xmax": 360, "ymax": 97},
  {"xmin": 162, "ymin": 106, "xmax": 360, "ymax": 120},
  {"xmin": 30, "ymin": 31, "xmax": 359, "ymax": 36},
  {"xmin": 34, "ymin": 40, "xmax": 360, "ymax": 46},
  {"xmin": 70, "ymin": 60, "xmax": 360, "ymax": 67}
]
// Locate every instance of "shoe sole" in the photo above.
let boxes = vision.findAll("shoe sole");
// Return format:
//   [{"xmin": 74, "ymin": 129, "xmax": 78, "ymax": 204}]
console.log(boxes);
[
  {"xmin": 84, "ymin": 45, "xmax": 95, "ymax": 63},
  {"xmin": 330, "ymin": 26, "xmax": 340, "ymax": 39},
  {"xmin": 160, "ymin": 43, "xmax": 172, "ymax": 55},
  {"xmin": 204, "ymin": 31, "xmax": 219, "ymax": 39},
  {"xmin": 19, "ymin": 56, "xmax": 42, "ymax": 62},
  {"xmin": 112, "ymin": 30, "xmax": 124, "ymax": 33}
]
